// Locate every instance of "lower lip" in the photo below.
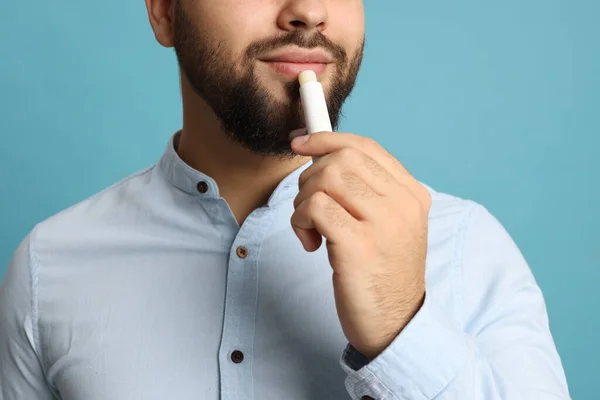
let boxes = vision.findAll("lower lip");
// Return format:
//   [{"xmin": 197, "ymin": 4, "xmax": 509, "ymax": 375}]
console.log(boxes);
[{"xmin": 262, "ymin": 61, "xmax": 329, "ymax": 78}]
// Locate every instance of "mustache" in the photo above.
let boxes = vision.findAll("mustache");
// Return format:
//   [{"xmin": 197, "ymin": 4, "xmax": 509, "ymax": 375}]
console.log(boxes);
[{"xmin": 244, "ymin": 30, "xmax": 349, "ymax": 67}]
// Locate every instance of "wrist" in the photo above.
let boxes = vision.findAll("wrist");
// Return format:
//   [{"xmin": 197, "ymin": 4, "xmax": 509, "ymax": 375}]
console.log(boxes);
[{"xmin": 360, "ymin": 291, "xmax": 426, "ymax": 360}]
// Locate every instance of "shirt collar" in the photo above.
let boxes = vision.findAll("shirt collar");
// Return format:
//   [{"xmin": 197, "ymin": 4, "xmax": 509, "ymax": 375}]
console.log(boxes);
[{"xmin": 157, "ymin": 132, "xmax": 312, "ymax": 206}]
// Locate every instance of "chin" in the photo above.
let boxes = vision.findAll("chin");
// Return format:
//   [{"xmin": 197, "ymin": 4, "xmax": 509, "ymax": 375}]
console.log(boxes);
[{"xmin": 258, "ymin": 82, "xmax": 297, "ymax": 105}]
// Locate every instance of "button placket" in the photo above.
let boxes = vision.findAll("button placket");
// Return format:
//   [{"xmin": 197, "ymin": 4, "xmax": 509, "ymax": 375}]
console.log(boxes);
[{"xmin": 217, "ymin": 209, "xmax": 276, "ymax": 400}]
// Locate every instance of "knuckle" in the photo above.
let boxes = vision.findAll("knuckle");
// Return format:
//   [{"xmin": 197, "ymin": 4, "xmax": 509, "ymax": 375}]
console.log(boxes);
[
  {"xmin": 422, "ymin": 188, "xmax": 432, "ymax": 209},
  {"xmin": 413, "ymin": 183, "xmax": 432, "ymax": 211},
  {"xmin": 338, "ymin": 147, "xmax": 360, "ymax": 164},
  {"xmin": 308, "ymin": 191, "xmax": 329, "ymax": 211},
  {"xmin": 321, "ymin": 163, "xmax": 340, "ymax": 182},
  {"xmin": 317, "ymin": 164, "xmax": 343, "ymax": 193},
  {"xmin": 362, "ymin": 136, "xmax": 378, "ymax": 150}
]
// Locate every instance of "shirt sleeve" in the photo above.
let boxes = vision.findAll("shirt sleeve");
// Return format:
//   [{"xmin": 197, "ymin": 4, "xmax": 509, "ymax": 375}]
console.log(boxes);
[
  {"xmin": 339, "ymin": 204, "xmax": 571, "ymax": 400},
  {"xmin": 0, "ymin": 232, "xmax": 54, "ymax": 400}
]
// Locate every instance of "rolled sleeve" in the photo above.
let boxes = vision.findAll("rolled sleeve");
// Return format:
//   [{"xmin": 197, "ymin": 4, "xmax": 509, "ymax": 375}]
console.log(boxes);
[
  {"xmin": 340, "ymin": 294, "xmax": 474, "ymax": 400},
  {"xmin": 339, "ymin": 204, "xmax": 570, "ymax": 400}
]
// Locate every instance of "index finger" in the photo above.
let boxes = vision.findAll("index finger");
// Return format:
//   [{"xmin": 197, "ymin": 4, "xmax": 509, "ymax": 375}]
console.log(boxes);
[{"xmin": 291, "ymin": 131, "xmax": 410, "ymax": 180}]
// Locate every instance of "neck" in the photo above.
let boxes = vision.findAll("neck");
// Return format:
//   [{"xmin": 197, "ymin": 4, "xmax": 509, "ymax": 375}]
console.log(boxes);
[{"xmin": 177, "ymin": 77, "xmax": 310, "ymax": 225}]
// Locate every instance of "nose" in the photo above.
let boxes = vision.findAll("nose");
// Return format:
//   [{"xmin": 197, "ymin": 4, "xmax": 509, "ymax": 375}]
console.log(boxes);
[{"xmin": 278, "ymin": 0, "xmax": 328, "ymax": 33}]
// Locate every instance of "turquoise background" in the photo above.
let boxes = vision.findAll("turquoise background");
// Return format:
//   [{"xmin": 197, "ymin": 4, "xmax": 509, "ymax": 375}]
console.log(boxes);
[{"xmin": 1, "ymin": 1, "xmax": 597, "ymax": 398}]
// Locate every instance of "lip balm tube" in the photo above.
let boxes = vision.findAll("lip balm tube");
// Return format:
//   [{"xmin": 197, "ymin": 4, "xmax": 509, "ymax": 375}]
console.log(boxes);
[
  {"xmin": 299, "ymin": 70, "xmax": 332, "ymax": 162},
  {"xmin": 299, "ymin": 70, "xmax": 332, "ymax": 134}
]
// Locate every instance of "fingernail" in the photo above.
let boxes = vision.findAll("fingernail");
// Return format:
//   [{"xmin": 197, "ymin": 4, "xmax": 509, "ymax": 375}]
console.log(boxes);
[
  {"xmin": 289, "ymin": 128, "xmax": 307, "ymax": 141},
  {"xmin": 293, "ymin": 134, "xmax": 310, "ymax": 145}
]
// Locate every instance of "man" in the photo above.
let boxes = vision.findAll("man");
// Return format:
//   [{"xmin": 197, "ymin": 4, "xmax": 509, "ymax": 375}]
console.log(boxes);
[{"xmin": 0, "ymin": 0, "xmax": 570, "ymax": 399}]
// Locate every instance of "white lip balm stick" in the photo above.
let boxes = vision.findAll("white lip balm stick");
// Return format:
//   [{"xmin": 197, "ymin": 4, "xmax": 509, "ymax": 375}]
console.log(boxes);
[
  {"xmin": 299, "ymin": 70, "xmax": 332, "ymax": 162},
  {"xmin": 299, "ymin": 70, "xmax": 332, "ymax": 134}
]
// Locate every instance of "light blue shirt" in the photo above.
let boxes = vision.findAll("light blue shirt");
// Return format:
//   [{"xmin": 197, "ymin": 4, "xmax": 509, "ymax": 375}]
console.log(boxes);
[{"xmin": 0, "ymin": 133, "xmax": 570, "ymax": 399}]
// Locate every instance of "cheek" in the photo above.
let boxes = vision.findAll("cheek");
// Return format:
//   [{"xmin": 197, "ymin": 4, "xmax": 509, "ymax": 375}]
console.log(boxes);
[
  {"xmin": 328, "ymin": 6, "xmax": 365, "ymax": 48},
  {"xmin": 193, "ymin": 4, "xmax": 262, "ymax": 57}
]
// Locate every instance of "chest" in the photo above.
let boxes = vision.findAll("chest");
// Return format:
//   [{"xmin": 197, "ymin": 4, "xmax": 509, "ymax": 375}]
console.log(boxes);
[
  {"xmin": 39, "ymin": 237, "xmax": 350, "ymax": 400},
  {"xmin": 38, "ymin": 212, "xmax": 456, "ymax": 400}
]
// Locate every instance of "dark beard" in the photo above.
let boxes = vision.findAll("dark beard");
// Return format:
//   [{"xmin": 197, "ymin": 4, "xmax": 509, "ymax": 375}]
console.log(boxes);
[{"xmin": 172, "ymin": 3, "xmax": 364, "ymax": 159}]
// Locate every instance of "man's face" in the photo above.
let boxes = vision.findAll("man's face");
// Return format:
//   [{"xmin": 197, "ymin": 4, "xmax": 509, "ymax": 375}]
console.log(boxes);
[{"xmin": 172, "ymin": 0, "xmax": 365, "ymax": 159}]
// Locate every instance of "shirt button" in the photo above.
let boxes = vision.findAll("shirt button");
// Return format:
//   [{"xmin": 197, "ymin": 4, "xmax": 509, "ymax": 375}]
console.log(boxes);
[
  {"xmin": 231, "ymin": 350, "xmax": 244, "ymax": 364},
  {"xmin": 236, "ymin": 246, "xmax": 248, "ymax": 259},
  {"xmin": 196, "ymin": 181, "xmax": 208, "ymax": 193}
]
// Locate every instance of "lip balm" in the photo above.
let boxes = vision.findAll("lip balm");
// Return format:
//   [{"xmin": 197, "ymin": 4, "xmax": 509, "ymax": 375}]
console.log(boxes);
[
  {"xmin": 299, "ymin": 70, "xmax": 333, "ymax": 134},
  {"xmin": 298, "ymin": 70, "xmax": 332, "ymax": 162}
]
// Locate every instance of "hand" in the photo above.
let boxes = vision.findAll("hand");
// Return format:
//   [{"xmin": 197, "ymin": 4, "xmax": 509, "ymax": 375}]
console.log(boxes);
[{"xmin": 290, "ymin": 132, "xmax": 431, "ymax": 360}]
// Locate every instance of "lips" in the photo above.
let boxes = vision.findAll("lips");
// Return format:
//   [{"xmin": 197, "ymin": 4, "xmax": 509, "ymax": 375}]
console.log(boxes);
[
  {"xmin": 263, "ymin": 61, "xmax": 329, "ymax": 77},
  {"xmin": 260, "ymin": 48, "xmax": 333, "ymax": 78},
  {"xmin": 261, "ymin": 49, "xmax": 333, "ymax": 64}
]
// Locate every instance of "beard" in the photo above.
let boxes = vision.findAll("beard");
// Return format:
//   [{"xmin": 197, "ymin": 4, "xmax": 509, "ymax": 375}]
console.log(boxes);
[{"xmin": 172, "ymin": 3, "xmax": 364, "ymax": 159}]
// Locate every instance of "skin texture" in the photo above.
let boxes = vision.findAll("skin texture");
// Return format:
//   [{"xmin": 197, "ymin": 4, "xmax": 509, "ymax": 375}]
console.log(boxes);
[
  {"xmin": 145, "ymin": 0, "xmax": 430, "ymax": 360},
  {"xmin": 290, "ymin": 132, "xmax": 430, "ymax": 359}
]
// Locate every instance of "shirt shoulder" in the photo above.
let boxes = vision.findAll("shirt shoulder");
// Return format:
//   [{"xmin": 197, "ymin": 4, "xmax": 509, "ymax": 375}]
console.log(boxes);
[
  {"xmin": 30, "ymin": 166, "xmax": 157, "ymax": 258},
  {"xmin": 421, "ymin": 182, "xmax": 523, "ymax": 277},
  {"xmin": 420, "ymin": 183, "xmax": 480, "ymax": 244},
  {"xmin": 422, "ymin": 182, "xmax": 538, "ymax": 326}
]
